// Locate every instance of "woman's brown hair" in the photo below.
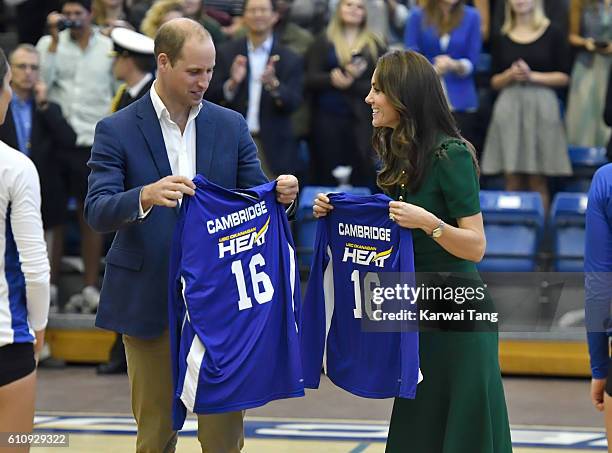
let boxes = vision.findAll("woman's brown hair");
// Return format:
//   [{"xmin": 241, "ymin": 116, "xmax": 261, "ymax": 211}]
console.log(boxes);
[
  {"xmin": 423, "ymin": 0, "xmax": 465, "ymax": 36},
  {"xmin": 373, "ymin": 50, "xmax": 478, "ymax": 194}
]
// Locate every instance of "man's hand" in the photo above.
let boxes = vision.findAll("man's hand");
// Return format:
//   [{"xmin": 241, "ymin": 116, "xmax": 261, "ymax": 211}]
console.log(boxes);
[
  {"xmin": 276, "ymin": 174, "xmax": 299, "ymax": 205},
  {"xmin": 34, "ymin": 80, "xmax": 48, "ymax": 108},
  {"xmin": 261, "ymin": 55, "xmax": 280, "ymax": 91},
  {"xmin": 313, "ymin": 193, "xmax": 333, "ymax": 218},
  {"xmin": 46, "ymin": 11, "xmax": 64, "ymax": 50},
  {"xmin": 229, "ymin": 55, "xmax": 248, "ymax": 90},
  {"xmin": 591, "ymin": 377, "xmax": 607, "ymax": 412},
  {"xmin": 140, "ymin": 175, "xmax": 196, "ymax": 211}
]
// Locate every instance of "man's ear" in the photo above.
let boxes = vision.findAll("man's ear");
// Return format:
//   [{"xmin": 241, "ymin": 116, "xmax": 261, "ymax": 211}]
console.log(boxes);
[{"xmin": 157, "ymin": 53, "xmax": 170, "ymax": 71}]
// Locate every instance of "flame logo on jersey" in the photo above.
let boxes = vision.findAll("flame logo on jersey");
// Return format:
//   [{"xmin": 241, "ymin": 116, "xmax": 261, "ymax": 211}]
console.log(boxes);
[
  {"xmin": 342, "ymin": 244, "xmax": 393, "ymax": 268},
  {"xmin": 218, "ymin": 216, "xmax": 270, "ymax": 259}
]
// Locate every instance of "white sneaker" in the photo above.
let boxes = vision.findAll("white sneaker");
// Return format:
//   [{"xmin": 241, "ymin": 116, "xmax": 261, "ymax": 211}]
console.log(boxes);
[
  {"xmin": 63, "ymin": 292, "xmax": 84, "ymax": 313},
  {"xmin": 81, "ymin": 286, "xmax": 100, "ymax": 314}
]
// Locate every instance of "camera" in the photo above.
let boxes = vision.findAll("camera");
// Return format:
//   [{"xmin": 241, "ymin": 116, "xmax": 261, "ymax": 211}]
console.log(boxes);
[{"xmin": 57, "ymin": 19, "xmax": 82, "ymax": 30}]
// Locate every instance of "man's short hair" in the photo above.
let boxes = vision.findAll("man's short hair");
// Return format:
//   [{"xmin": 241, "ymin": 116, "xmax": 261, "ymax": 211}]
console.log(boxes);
[
  {"xmin": 132, "ymin": 55, "xmax": 156, "ymax": 74},
  {"xmin": 154, "ymin": 18, "xmax": 211, "ymax": 66},
  {"xmin": 244, "ymin": 0, "xmax": 278, "ymax": 12},
  {"xmin": 9, "ymin": 44, "xmax": 39, "ymax": 64},
  {"xmin": 62, "ymin": 0, "xmax": 92, "ymax": 11}
]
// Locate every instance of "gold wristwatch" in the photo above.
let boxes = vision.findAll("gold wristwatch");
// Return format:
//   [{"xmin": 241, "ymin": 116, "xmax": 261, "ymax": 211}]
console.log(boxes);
[{"xmin": 429, "ymin": 219, "xmax": 445, "ymax": 238}]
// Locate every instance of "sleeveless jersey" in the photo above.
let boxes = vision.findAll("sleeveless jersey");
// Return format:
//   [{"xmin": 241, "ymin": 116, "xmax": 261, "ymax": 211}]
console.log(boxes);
[
  {"xmin": 169, "ymin": 176, "xmax": 304, "ymax": 429},
  {"xmin": 301, "ymin": 192, "xmax": 420, "ymax": 399}
]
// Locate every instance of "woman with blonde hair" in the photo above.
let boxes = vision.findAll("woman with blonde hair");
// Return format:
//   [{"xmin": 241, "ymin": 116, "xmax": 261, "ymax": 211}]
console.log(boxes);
[
  {"xmin": 305, "ymin": 0, "xmax": 386, "ymax": 187},
  {"xmin": 481, "ymin": 0, "xmax": 571, "ymax": 212},
  {"xmin": 565, "ymin": 0, "xmax": 612, "ymax": 147},
  {"xmin": 140, "ymin": 0, "xmax": 184, "ymax": 38}
]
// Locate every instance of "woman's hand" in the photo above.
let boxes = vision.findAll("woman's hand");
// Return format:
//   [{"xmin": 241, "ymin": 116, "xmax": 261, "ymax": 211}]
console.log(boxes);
[
  {"xmin": 331, "ymin": 68, "xmax": 354, "ymax": 90},
  {"xmin": 313, "ymin": 193, "xmax": 334, "ymax": 218},
  {"xmin": 345, "ymin": 58, "xmax": 368, "ymax": 79},
  {"xmin": 34, "ymin": 329, "xmax": 45, "ymax": 363},
  {"xmin": 389, "ymin": 201, "xmax": 438, "ymax": 232},
  {"xmin": 433, "ymin": 54, "xmax": 454, "ymax": 75},
  {"xmin": 591, "ymin": 377, "xmax": 606, "ymax": 411}
]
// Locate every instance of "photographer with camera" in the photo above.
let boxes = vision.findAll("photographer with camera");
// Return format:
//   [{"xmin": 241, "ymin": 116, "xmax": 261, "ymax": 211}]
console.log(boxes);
[{"xmin": 36, "ymin": 0, "xmax": 115, "ymax": 313}]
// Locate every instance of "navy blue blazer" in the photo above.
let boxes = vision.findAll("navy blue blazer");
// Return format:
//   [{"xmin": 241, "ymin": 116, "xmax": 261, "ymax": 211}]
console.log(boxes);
[
  {"xmin": 85, "ymin": 92, "xmax": 268, "ymax": 338},
  {"xmin": 404, "ymin": 6, "xmax": 482, "ymax": 112}
]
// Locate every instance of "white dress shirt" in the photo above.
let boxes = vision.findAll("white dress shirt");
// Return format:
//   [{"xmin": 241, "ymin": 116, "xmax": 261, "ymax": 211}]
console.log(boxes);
[
  {"xmin": 128, "ymin": 72, "xmax": 153, "ymax": 98},
  {"xmin": 246, "ymin": 35, "xmax": 273, "ymax": 134},
  {"xmin": 139, "ymin": 82, "xmax": 202, "ymax": 216},
  {"xmin": 223, "ymin": 35, "xmax": 274, "ymax": 134}
]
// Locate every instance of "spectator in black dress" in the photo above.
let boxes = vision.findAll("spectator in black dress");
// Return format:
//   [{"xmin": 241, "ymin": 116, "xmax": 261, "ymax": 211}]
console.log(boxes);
[{"xmin": 481, "ymin": 0, "xmax": 571, "ymax": 212}]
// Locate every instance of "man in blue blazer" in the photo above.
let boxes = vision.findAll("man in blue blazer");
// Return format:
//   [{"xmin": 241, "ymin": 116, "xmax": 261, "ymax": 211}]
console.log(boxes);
[{"xmin": 85, "ymin": 18, "xmax": 299, "ymax": 453}]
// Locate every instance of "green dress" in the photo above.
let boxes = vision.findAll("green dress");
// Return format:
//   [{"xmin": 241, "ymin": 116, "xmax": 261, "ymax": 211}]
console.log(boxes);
[{"xmin": 385, "ymin": 139, "xmax": 512, "ymax": 453}]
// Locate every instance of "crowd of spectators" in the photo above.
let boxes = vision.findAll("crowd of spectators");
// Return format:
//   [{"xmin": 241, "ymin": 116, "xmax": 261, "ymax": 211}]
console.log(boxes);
[{"xmin": 2, "ymin": 0, "xmax": 611, "ymax": 311}]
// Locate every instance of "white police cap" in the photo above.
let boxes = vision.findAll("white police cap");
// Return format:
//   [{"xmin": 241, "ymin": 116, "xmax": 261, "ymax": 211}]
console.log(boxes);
[{"xmin": 111, "ymin": 27, "xmax": 154, "ymax": 57}]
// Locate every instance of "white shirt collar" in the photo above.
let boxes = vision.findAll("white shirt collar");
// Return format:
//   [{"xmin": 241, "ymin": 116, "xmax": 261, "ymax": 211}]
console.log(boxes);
[
  {"xmin": 247, "ymin": 34, "xmax": 274, "ymax": 54},
  {"xmin": 150, "ymin": 81, "xmax": 203, "ymax": 123},
  {"xmin": 128, "ymin": 72, "xmax": 153, "ymax": 99}
]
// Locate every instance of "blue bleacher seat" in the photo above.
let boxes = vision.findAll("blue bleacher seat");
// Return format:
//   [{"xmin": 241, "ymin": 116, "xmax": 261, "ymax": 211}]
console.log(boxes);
[
  {"xmin": 296, "ymin": 185, "xmax": 371, "ymax": 269},
  {"xmin": 561, "ymin": 146, "xmax": 607, "ymax": 192},
  {"xmin": 568, "ymin": 145, "xmax": 607, "ymax": 168},
  {"xmin": 478, "ymin": 191, "xmax": 545, "ymax": 272},
  {"xmin": 550, "ymin": 192, "xmax": 587, "ymax": 272}
]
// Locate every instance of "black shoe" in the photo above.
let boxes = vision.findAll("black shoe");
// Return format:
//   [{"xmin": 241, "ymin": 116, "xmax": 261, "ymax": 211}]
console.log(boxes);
[{"xmin": 96, "ymin": 360, "xmax": 127, "ymax": 375}]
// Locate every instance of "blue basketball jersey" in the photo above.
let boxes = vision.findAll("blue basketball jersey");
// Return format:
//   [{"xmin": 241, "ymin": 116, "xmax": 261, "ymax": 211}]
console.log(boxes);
[
  {"xmin": 169, "ymin": 176, "xmax": 304, "ymax": 429},
  {"xmin": 301, "ymin": 192, "xmax": 420, "ymax": 399}
]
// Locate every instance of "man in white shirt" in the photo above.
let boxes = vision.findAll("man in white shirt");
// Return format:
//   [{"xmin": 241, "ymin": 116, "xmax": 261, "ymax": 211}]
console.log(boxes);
[
  {"xmin": 207, "ymin": 0, "xmax": 304, "ymax": 179},
  {"xmin": 36, "ymin": 0, "xmax": 115, "ymax": 312}
]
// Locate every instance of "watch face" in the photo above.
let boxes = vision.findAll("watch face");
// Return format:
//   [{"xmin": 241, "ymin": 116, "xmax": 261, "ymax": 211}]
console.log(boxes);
[{"xmin": 432, "ymin": 229, "xmax": 442, "ymax": 238}]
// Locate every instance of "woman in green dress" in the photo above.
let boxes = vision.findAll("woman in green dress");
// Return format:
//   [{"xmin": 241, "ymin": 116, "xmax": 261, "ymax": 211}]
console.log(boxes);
[{"xmin": 313, "ymin": 50, "xmax": 512, "ymax": 453}]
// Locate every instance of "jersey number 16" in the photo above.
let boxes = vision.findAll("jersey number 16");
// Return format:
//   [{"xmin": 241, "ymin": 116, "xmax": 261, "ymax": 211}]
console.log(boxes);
[{"xmin": 231, "ymin": 253, "xmax": 275, "ymax": 311}]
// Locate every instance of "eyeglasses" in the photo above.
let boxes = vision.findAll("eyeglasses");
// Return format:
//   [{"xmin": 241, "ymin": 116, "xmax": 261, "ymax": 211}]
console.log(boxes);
[{"xmin": 13, "ymin": 63, "xmax": 39, "ymax": 71}]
